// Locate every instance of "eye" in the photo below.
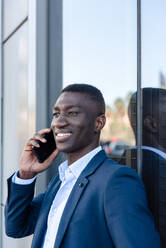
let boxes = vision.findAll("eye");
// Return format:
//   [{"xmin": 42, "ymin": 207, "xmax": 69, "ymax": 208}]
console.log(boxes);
[
  {"xmin": 68, "ymin": 111, "xmax": 79, "ymax": 117},
  {"xmin": 53, "ymin": 112, "xmax": 60, "ymax": 118}
]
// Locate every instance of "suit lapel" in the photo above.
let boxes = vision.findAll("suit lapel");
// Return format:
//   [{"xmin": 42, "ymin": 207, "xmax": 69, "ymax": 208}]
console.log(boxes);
[
  {"xmin": 31, "ymin": 176, "xmax": 61, "ymax": 248},
  {"xmin": 54, "ymin": 150, "xmax": 107, "ymax": 248}
]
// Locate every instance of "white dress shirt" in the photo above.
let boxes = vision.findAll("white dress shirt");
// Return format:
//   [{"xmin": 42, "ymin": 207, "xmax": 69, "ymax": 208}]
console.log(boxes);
[{"xmin": 12, "ymin": 146, "xmax": 102, "ymax": 248}]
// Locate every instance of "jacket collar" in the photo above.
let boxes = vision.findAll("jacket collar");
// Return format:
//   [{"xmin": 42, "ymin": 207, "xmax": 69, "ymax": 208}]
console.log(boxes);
[{"xmin": 59, "ymin": 146, "xmax": 102, "ymax": 182}]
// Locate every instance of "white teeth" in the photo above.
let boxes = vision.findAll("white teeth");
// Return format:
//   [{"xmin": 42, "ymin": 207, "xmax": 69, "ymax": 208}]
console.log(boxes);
[{"xmin": 57, "ymin": 133, "xmax": 71, "ymax": 137}]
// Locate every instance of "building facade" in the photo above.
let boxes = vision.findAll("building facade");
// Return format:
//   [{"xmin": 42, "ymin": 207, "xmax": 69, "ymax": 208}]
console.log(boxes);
[
  {"xmin": 0, "ymin": 0, "xmax": 166, "ymax": 247},
  {"xmin": 0, "ymin": 0, "xmax": 62, "ymax": 247}
]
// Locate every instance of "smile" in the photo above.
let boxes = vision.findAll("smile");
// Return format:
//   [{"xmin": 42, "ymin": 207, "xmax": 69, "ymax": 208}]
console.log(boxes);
[
  {"xmin": 55, "ymin": 132, "xmax": 72, "ymax": 142},
  {"xmin": 56, "ymin": 133, "xmax": 71, "ymax": 137}
]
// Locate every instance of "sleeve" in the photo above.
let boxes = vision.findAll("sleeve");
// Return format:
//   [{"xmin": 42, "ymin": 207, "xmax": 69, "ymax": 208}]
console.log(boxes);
[
  {"xmin": 5, "ymin": 174, "xmax": 44, "ymax": 238},
  {"xmin": 104, "ymin": 166, "xmax": 162, "ymax": 248},
  {"xmin": 12, "ymin": 171, "xmax": 37, "ymax": 185}
]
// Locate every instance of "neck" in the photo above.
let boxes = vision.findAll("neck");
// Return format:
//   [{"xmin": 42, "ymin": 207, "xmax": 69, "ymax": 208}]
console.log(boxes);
[{"xmin": 67, "ymin": 143, "xmax": 99, "ymax": 165}]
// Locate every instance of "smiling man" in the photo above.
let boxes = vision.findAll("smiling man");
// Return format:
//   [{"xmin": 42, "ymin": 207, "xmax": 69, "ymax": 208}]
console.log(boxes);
[{"xmin": 5, "ymin": 84, "xmax": 161, "ymax": 248}]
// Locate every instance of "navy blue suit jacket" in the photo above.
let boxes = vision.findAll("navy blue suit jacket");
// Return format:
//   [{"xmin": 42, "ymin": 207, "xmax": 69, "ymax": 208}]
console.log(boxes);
[{"xmin": 5, "ymin": 150, "xmax": 161, "ymax": 247}]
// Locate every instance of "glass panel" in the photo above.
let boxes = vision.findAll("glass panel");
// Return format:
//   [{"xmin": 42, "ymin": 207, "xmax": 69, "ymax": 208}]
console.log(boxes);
[
  {"xmin": 63, "ymin": 0, "xmax": 137, "ymax": 162},
  {"xmin": 142, "ymin": 1, "xmax": 166, "ymax": 88},
  {"xmin": 142, "ymin": 1, "xmax": 166, "ymax": 245},
  {"xmin": 2, "ymin": 22, "xmax": 33, "ymax": 247},
  {"xmin": 3, "ymin": 0, "xmax": 28, "ymax": 40}
]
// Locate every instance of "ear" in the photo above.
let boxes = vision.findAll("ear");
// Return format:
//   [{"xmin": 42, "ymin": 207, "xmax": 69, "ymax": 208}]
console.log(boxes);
[
  {"xmin": 95, "ymin": 114, "xmax": 106, "ymax": 133},
  {"xmin": 143, "ymin": 115, "xmax": 158, "ymax": 133}
]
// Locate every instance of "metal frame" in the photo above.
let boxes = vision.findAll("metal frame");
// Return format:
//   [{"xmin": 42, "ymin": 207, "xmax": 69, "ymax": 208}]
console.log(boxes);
[
  {"xmin": 29, "ymin": 0, "xmax": 63, "ymax": 193},
  {"xmin": 28, "ymin": 0, "xmax": 49, "ymax": 194},
  {"xmin": 46, "ymin": 0, "xmax": 63, "ymax": 184},
  {"xmin": 0, "ymin": 0, "xmax": 3, "ymax": 246},
  {"xmin": 3, "ymin": 17, "xmax": 28, "ymax": 44},
  {"xmin": 47, "ymin": 0, "xmax": 63, "ymax": 124},
  {"xmin": 137, "ymin": 0, "xmax": 142, "ymax": 176}
]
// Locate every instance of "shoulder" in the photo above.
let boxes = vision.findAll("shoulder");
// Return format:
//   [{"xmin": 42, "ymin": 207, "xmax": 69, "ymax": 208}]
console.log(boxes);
[
  {"xmin": 102, "ymin": 158, "xmax": 149, "ymax": 215},
  {"xmin": 100, "ymin": 157, "xmax": 147, "ymax": 202},
  {"xmin": 91, "ymin": 149, "xmax": 143, "ymax": 185},
  {"xmin": 102, "ymin": 158, "xmax": 147, "ymax": 205},
  {"xmin": 101, "ymin": 156, "xmax": 141, "ymax": 182},
  {"xmin": 90, "ymin": 153, "xmax": 145, "ymax": 197}
]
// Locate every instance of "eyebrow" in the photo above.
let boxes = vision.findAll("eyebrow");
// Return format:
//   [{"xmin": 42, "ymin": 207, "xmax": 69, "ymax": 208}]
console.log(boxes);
[{"xmin": 52, "ymin": 105, "xmax": 82, "ymax": 111}]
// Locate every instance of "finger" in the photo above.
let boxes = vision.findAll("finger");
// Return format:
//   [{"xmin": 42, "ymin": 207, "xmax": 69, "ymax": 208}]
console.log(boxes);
[
  {"xmin": 33, "ymin": 134, "xmax": 47, "ymax": 143},
  {"xmin": 26, "ymin": 139, "xmax": 40, "ymax": 148},
  {"xmin": 24, "ymin": 147, "xmax": 33, "ymax": 151},
  {"xmin": 38, "ymin": 128, "xmax": 51, "ymax": 135}
]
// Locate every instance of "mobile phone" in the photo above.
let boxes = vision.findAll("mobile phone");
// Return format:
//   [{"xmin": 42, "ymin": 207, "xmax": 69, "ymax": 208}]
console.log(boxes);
[{"xmin": 32, "ymin": 130, "xmax": 56, "ymax": 163}]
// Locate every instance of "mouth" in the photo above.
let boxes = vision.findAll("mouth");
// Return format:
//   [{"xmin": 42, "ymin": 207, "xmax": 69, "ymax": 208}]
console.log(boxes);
[{"xmin": 55, "ymin": 132, "xmax": 72, "ymax": 142}]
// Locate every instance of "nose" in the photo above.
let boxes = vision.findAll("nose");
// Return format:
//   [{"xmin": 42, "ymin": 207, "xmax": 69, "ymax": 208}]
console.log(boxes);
[{"xmin": 51, "ymin": 114, "xmax": 68, "ymax": 129}]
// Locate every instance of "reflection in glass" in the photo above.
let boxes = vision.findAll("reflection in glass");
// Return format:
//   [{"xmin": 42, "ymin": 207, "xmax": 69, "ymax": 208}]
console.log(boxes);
[
  {"xmin": 3, "ymin": 0, "xmax": 28, "ymax": 40},
  {"xmin": 2, "ymin": 22, "xmax": 33, "ymax": 247},
  {"xmin": 63, "ymin": 0, "xmax": 137, "ymax": 161},
  {"xmin": 3, "ymin": 22, "xmax": 29, "ymax": 197},
  {"xmin": 142, "ymin": 2, "xmax": 166, "ymax": 245},
  {"xmin": 124, "ymin": 88, "xmax": 166, "ymax": 246},
  {"xmin": 142, "ymin": 1, "xmax": 166, "ymax": 88}
]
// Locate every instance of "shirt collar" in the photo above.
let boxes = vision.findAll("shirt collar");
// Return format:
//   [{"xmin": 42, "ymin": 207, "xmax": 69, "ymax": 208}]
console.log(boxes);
[
  {"xmin": 58, "ymin": 160, "xmax": 68, "ymax": 182},
  {"xmin": 58, "ymin": 146, "xmax": 102, "ymax": 183},
  {"xmin": 142, "ymin": 146, "xmax": 166, "ymax": 159}
]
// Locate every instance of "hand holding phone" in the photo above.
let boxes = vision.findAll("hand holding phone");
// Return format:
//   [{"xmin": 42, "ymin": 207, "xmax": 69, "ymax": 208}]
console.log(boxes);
[
  {"xmin": 32, "ymin": 130, "xmax": 56, "ymax": 163},
  {"xmin": 19, "ymin": 129, "xmax": 58, "ymax": 179}
]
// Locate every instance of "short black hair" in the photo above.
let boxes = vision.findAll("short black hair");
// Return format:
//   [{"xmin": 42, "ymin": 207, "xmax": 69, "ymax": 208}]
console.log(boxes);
[
  {"xmin": 128, "ymin": 87, "xmax": 166, "ymax": 134},
  {"xmin": 61, "ymin": 83, "xmax": 105, "ymax": 115}
]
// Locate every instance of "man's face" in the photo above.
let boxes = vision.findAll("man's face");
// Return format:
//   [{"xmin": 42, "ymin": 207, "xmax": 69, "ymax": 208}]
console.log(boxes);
[{"xmin": 51, "ymin": 92, "xmax": 101, "ymax": 155}]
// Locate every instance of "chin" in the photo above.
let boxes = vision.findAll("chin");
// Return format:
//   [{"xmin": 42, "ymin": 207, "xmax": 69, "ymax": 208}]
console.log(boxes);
[{"xmin": 56, "ymin": 144, "xmax": 73, "ymax": 153}]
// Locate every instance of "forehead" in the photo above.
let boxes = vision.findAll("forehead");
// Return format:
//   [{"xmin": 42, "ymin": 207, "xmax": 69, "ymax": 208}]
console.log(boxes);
[{"xmin": 54, "ymin": 92, "xmax": 95, "ymax": 109}]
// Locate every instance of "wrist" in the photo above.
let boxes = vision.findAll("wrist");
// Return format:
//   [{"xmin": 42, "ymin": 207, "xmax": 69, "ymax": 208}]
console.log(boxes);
[{"xmin": 19, "ymin": 170, "xmax": 37, "ymax": 180}]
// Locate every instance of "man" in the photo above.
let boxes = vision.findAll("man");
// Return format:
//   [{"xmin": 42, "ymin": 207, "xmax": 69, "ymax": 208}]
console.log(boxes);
[
  {"xmin": 128, "ymin": 87, "xmax": 166, "ymax": 154},
  {"xmin": 122, "ymin": 87, "xmax": 166, "ymax": 246},
  {"xmin": 5, "ymin": 84, "xmax": 161, "ymax": 248}
]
